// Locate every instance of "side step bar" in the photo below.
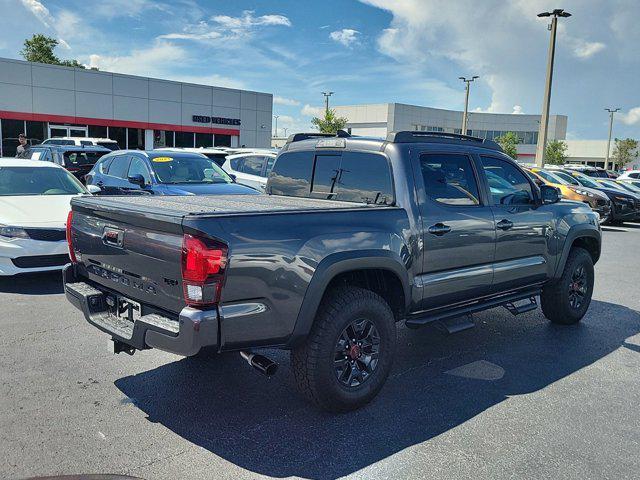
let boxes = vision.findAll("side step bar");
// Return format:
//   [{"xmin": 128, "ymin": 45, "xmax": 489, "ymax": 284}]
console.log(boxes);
[{"xmin": 405, "ymin": 287, "xmax": 541, "ymax": 330}]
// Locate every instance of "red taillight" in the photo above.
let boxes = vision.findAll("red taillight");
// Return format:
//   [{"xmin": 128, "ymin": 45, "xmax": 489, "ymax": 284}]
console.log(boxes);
[
  {"xmin": 181, "ymin": 234, "xmax": 228, "ymax": 307},
  {"xmin": 66, "ymin": 210, "xmax": 77, "ymax": 263}
]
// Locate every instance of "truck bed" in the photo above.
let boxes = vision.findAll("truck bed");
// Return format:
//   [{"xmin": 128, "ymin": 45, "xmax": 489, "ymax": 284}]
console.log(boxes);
[{"xmin": 72, "ymin": 194, "xmax": 382, "ymax": 219}]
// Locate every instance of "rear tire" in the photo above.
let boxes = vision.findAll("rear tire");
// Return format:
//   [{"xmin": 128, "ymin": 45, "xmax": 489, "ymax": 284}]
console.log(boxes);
[
  {"xmin": 291, "ymin": 287, "xmax": 396, "ymax": 412},
  {"xmin": 541, "ymin": 247, "xmax": 594, "ymax": 325}
]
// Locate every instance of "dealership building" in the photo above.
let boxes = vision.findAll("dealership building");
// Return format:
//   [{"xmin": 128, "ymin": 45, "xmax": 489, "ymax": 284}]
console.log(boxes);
[
  {"xmin": 333, "ymin": 103, "xmax": 568, "ymax": 162},
  {"xmin": 0, "ymin": 57, "xmax": 273, "ymax": 157}
]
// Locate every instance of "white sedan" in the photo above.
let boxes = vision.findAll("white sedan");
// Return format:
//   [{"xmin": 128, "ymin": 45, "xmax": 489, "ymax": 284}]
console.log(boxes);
[
  {"xmin": 0, "ymin": 158, "xmax": 88, "ymax": 276},
  {"xmin": 222, "ymin": 152, "xmax": 277, "ymax": 190}
]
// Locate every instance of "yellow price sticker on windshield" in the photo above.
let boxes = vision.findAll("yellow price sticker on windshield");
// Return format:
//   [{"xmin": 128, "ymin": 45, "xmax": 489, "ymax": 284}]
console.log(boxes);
[{"xmin": 153, "ymin": 156, "xmax": 173, "ymax": 163}]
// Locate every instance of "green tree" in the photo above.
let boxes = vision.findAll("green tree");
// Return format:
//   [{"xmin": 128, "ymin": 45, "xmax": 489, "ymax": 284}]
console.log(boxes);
[
  {"xmin": 311, "ymin": 108, "xmax": 348, "ymax": 134},
  {"xmin": 495, "ymin": 131, "xmax": 519, "ymax": 159},
  {"xmin": 612, "ymin": 138, "xmax": 639, "ymax": 170},
  {"xmin": 20, "ymin": 34, "xmax": 85, "ymax": 69},
  {"xmin": 545, "ymin": 140, "xmax": 568, "ymax": 165}
]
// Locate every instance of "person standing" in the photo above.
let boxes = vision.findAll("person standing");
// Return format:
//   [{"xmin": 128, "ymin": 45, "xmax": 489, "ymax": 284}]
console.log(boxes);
[{"xmin": 15, "ymin": 134, "xmax": 30, "ymax": 158}]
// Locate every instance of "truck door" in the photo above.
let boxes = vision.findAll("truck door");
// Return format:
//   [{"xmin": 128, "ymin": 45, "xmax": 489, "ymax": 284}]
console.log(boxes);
[
  {"xmin": 415, "ymin": 151, "xmax": 496, "ymax": 310},
  {"xmin": 477, "ymin": 155, "xmax": 555, "ymax": 291}
]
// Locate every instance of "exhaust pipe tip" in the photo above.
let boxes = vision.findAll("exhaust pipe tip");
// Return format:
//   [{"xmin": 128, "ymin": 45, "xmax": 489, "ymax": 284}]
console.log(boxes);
[{"xmin": 240, "ymin": 351, "xmax": 278, "ymax": 376}]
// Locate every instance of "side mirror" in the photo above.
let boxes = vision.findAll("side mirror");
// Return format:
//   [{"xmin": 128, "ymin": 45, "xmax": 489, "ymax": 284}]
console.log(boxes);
[
  {"xmin": 128, "ymin": 174, "xmax": 146, "ymax": 187},
  {"xmin": 540, "ymin": 184, "xmax": 560, "ymax": 205},
  {"xmin": 86, "ymin": 184, "xmax": 101, "ymax": 194}
]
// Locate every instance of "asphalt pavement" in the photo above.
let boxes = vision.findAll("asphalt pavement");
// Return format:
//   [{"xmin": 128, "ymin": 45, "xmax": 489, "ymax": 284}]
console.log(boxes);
[{"xmin": 1, "ymin": 224, "xmax": 639, "ymax": 480}]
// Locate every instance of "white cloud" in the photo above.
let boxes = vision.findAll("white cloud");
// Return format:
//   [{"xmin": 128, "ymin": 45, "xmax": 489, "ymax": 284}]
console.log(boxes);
[
  {"xmin": 301, "ymin": 104, "xmax": 324, "ymax": 117},
  {"xmin": 619, "ymin": 107, "xmax": 640, "ymax": 125},
  {"xmin": 571, "ymin": 40, "xmax": 605, "ymax": 59},
  {"xmin": 160, "ymin": 11, "xmax": 291, "ymax": 45},
  {"xmin": 329, "ymin": 29, "xmax": 360, "ymax": 47},
  {"xmin": 274, "ymin": 95, "xmax": 300, "ymax": 106},
  {"xmin": 512, "ymin": 105, "xmax": 524, "ymax": 114},
  {"xmin": 20, "ymin": 0, "xmax": 52, "ymax": 27}
]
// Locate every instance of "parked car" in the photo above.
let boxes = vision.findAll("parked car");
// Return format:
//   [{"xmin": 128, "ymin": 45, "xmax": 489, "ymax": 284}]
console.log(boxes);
[
  {"xmin": 0, "ymin": 158, "xmax": 88, "ymax": 276},
  {"xmin": 27, "ymin": 144, "xmax": 111, "ymax": 183},
  {"xmin": 41, "ymin": 137, "xmax": 120, "ymax": 150},
  {"xmin": 155, "ymin": 147, "xmax": 229, "ymax": 166},
  {"xmin": 553, "ymin": 169, "xmax": 640, "ymax": 224},
  {"xmin": 85, "ymin": 150, "xmax": 259, "ymax": 196},
  {"xmin": 64, "ymin": 131, "xmax": 601, "ymax": 412},
  {"xmin": 222, "ymin": 152, "xmax": 277, "ymax": 190},
  {"xmin": 618, "ymin": 178, "xmax": 640, "ymax": 190},
  {"xmin": 618, "ymin": 169, "xmax": 640, "ymax": 180},
  {"xmin": 525, "ymin": 167, "xmax": 611, "ymax": 222}
]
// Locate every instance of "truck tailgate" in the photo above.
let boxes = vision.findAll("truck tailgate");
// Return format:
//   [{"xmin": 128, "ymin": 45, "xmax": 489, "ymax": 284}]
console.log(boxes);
[{"xmin": 70, "ymin": 198, "xmax": 185, "ymax": 314}]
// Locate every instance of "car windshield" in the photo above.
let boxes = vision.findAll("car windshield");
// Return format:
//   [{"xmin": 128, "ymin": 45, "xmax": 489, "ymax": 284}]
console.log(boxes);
[
  {"xmin": 63, "ymin": 151, "xmax": 107, "ymax": 167},
  {"xmin": 0, "ymin": 166, "xmax": 86, "ymax": 196},
  {"xmin": 97, "ymin": 142, "xmax": 120, "ymax": 151},
  {"xmin": 536, "ymin": 169, "xmax": 569, "ymax": 185},
  {"xmin": 552, "ymin": 171, "xmax": 581, "ymax": 185},
  {"xmin": 150, "ymin": 154, "xmax": 232, "ymax": 184},
  {"xmin": 569, "ymin": 172, "xmax": 601, "ymax": 188},
  {"xmin": 614, "ymin": 182, "xmax": 640, "ymax": 193},
  {"xmin": 598, "ymin": 179, "xmax": 626, "ymax": 191}
]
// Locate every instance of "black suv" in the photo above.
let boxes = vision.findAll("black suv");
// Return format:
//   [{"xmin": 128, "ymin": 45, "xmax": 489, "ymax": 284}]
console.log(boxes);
[{"xmin": 27, "ymin": 144, "xmax": 111, "ymax": 183}]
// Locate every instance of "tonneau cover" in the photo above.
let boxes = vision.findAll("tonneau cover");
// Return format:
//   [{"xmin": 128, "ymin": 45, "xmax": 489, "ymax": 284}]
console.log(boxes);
[{"xmin": 72, "ymin": 194, "xmax": 382, "ymax": 217}]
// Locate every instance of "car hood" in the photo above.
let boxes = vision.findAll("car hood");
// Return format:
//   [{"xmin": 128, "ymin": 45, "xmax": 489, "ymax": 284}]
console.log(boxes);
[
  {"xmin": 160, "ymin": 183, "xmax": 260, "ymax": 195},
  {"xmin": 0, "ymin": 194, "xmax": 80, "ymax": 226}
]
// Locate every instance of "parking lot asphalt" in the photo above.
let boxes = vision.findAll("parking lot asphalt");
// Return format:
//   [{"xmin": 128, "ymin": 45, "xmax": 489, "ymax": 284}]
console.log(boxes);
[{"xmin": 1, "ymin": 224, "xmax": 640, "ymax": 480}]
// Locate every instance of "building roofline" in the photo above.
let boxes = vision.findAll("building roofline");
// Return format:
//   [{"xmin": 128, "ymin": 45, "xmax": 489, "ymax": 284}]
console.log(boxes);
[{"xmin": 0, "ymin": 56, "xmax": 272, "ymax": 97}]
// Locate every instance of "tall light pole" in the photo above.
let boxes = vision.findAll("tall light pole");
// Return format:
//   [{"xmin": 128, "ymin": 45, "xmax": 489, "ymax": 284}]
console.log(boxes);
[
  {"xmin": 459, "ymin": 76, "xmax": 478, "ymax": 135},
  {"xmin": 322, "ymin": 91, "xmax": 334, "ymax": 112},
  {"xmin": 534, "ymin": 8, "xmax": 572, "ymax": 166},
  {"xmin": 273, "ymin": 115, "xmax": 279, "ymax": 137},
  {"xmin": 604, "ymin": 108, "xmax": 620, "ymax": 170},
  {"xmin": 283, "ymin": 127, "xmax": 288, "ymax": 137}
]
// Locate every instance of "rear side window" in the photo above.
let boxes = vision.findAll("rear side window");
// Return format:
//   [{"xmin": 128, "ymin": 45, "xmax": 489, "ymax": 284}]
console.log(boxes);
[
  {"xmin": 333, "ymin": 152, "xmax": 394, "ymax": 204},
  {"xmin": 420, "ymin": 153, "xmax": 480, "ymax": 206},
  {"xmin": 239, "ymin": 156, "xmax": 266, "ymax": 176},
  {"xmin": 107, "ymin": 155, "xmax": 131, "ymax": 179},
  {"xmin": 268, "ymin": 151, "xmax": 314, "ymax": 196}
]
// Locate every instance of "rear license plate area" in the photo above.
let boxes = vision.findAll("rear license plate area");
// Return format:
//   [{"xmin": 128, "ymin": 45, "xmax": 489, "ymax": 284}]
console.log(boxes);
[{"xmin": 106, "ymin": 294, "xmax": 142, "ymax": 323}]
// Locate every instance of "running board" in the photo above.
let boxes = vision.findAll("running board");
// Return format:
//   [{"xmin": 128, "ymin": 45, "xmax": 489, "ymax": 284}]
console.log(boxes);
[
  {"xmin": 434, "ymin": 314, "xmax": 475, "ymax": 334},
  {"xmin": 405, "ymin": 287, "xmax": 542, "ymax": 330},
  {"xmin": 504, "ymin": 296, "xmax": 538, "ymax": 315}
]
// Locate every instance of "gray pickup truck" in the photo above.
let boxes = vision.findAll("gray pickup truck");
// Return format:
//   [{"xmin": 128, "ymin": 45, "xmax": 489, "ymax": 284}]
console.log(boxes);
[{"xmin": 64, "ymin": 131, "xmax": 601, "ymax": 412}]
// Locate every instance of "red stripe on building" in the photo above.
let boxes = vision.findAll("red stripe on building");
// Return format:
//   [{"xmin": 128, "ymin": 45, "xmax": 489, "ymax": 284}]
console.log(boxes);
[{"xmin": 0, "ymin": 110, "xmax": 240, "ymax": 136}]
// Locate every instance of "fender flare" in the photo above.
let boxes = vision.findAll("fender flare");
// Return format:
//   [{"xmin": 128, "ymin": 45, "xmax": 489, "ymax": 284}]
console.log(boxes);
[
  {"xmin": 286, "ymin": 250, "xmax": 410, "ymax": 347},
  {"xmin": 552, "ymin": 224, "xmax": 601, "ymax": 279}
]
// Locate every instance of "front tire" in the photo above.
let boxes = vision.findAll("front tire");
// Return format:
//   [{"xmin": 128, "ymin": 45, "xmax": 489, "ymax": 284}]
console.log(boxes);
[
  {"xmin": 541, "ymin": 247, "xmax": 594, "ymax": 325},
  {"xmin": 291, "ymin": 287, "xmax": 396, "ymax": 412}
]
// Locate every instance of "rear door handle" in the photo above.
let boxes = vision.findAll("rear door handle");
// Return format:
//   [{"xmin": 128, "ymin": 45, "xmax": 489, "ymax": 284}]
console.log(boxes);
[
  {"xmin": 428, "ymin": 223, "xmax": 451, "ymax": 236},
  {"xmin": 496, "ymin": 219, "xmax": 514, "ymax": 230}
]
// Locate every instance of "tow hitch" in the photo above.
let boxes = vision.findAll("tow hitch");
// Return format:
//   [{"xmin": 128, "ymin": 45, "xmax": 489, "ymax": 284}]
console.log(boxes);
[{"xmin": 113, "ymin": 339, "xmax": 136, "ymax": 356}]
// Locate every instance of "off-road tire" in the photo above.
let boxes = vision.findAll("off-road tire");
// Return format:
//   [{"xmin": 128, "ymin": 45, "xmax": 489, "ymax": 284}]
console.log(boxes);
[
  {"xmin": 291, "ymin": 286, "xmax": 396, "ymax": 412},
  {"xmin": 541, "ymin": 247, "xmax": 594, "ymax": 325}
]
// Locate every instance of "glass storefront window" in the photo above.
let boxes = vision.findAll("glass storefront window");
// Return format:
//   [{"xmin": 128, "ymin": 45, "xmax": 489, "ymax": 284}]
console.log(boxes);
[
  {"xmin": 195, "ymin": 133, "xmax": 213, "ymax": 148},
  {"xmin": 175, "ymin": 132, "xmax": 194, "ymax": 148},
  {"xmin": 1, "ymin": 119, "xmax": 26, "ymax": 157},
  {"xmin": 127, "ymin": 128, "xmax": 144, "ymax": 150},
  {"xmin": 26, "ymin": 121, "xmax": 47, "ymax": 145},
  {"xmin": 88, "ymin": 125, "xmax": 108, "ymax": 138},
  {"xmin": 154, "ymin": 130, "xmax": 175, "ymax": 148},
  {"xmin": 214, "ymin": 134, "xmax": 231, "ymax": 147},
  {"xmin": 109, "ymin": 127, "xmax": 126, "ymax": 149}
]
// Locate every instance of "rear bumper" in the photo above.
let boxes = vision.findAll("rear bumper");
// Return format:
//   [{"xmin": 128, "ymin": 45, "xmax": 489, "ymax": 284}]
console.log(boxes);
[{"xmin": 63, "ymin": 264, "xmax": 218, "ymax": 356}]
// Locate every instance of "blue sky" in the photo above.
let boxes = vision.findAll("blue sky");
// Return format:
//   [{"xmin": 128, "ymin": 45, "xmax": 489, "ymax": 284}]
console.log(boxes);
[{"xmin": 1, "ymin": 0, "xmax": 639, "ymax": 139}]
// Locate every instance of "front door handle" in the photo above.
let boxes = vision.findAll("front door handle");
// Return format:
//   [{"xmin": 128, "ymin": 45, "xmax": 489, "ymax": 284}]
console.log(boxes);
[
  {"xmin": 496, "ymin": 219, "xmax": 514, "ymax": 231},
  {"xmin": 428, "ymin": 223, "xmax": 452, "ymax": 236}
]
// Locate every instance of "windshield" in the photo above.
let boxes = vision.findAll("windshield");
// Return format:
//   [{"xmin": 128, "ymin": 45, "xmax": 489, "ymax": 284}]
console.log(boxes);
[
  {"xmin": 63, "ymin": 151, "xmax": 107, "ymax": 167},
  {"xmin": 97, "ymin": 142, "xmax": 120, "ymax": 151},
  {"xmin": 569, "ymin": 171, "xmax": 601, "ymax": 188},
  {"xmin": 0, "ymin": 166, "xmax": 86, "ymax": 196},
  {"xmin": 536, "ymin": 169, "xmax": 568, "ymax": 185},
  {"xmin": 614, "ymin": 182, "xmax": 640, "ymax": 193},
  {"xmin": 598, "ymin": 179, "xmax": 626, "ymax": 191},
  {"xmin": 150, "ymin": 155, "xmax": 232, "ymax": 184},
  {"xmin": 553, "ymin": 171, "xmax": 580, "ymax": 185}
]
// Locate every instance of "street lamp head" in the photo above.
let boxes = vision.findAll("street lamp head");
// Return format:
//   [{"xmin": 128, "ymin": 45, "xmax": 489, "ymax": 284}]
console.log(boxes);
[
  {"xmin": 538, "ymin": 9, "xmax": 571, "ymax": 18},
  {"xmin": 537, "ymin": 11, "xmax": 551, "ymax": 17},
  {"xmin": 472, "ymin": 75, "xmax": 479, "ymax": 80}
]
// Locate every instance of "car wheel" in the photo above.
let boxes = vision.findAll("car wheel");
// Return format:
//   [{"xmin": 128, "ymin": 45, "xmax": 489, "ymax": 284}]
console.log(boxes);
[
  {"xmin": 291, "ymin": 286, "xmax": 396, "ymax": 412},
  {"xmin": 541, "ymin": 247, "xmax": 594, "ymax": 325}
]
